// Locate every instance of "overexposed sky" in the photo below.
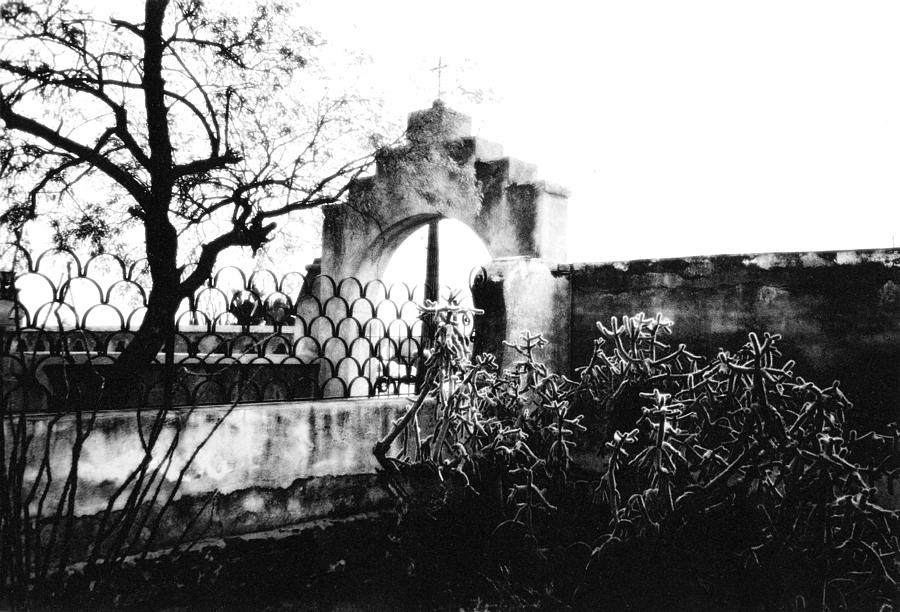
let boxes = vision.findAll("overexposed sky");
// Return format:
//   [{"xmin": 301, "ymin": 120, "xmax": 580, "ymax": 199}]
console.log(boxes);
[
  {"xmin": 309, "ymin": 0, "xmax": 900, "ymax": 262},
  {"xmin": 16, "ymin": 1, "xmax": 900, "ymax": 267}
]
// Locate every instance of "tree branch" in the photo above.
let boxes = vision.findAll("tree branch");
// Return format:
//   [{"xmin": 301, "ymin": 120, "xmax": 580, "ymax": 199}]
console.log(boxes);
[
  {"xmin": 168, "ymin": 45, "xmax": 221, "ymax": 155},
  {"xmin": 258, "ymin": 157, "xmax": 372, "ymax": 219},
  {"xmin": 0, "ymin": 97, "xmax": 148, "ymax": 203},
  {"xmin": 0, "ymin": 59, "xmax": 151, "ymax": 168},
  {"xmin": 110, "ymin": 18, "xmax": 143, "ymax": 38},
  {"xmin": 174, "ymin": 150, "xmax": 241, "ymax": 178},
  {"xmin": 178, "ymin": 220, "xmax": 276, "ymax": 295},
  {"xmin": 142, "ymin": 0, "xmax": 174, "ymax": 185}
]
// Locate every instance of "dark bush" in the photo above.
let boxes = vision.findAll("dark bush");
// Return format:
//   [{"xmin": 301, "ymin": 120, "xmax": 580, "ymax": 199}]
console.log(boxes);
[{"xmin": 377, "ymin": 309, "xmax": 900, "ymax": 610}]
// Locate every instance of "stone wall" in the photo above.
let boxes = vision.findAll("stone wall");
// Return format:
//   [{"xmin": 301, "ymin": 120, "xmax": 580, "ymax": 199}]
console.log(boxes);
[
  {"xmin": 7, "ymin": 397, "xmax": 407, "ymax": 558},
  {"xmin": 321, "ymin": 101, "xmax": 569, "ymax": 283},
  {"xmin": 560, "ymin": 248, "xmax": 900, "ymax": 427},
  {"xmin": 473, "ymin": 257, "xmax": 570, "ymax": 374}
]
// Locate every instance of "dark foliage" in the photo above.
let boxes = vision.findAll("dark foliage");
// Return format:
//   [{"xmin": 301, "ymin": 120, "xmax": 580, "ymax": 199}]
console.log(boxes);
[{"xmin": 378, "ymin": 309, "xmax": 900, "ymax": 610}]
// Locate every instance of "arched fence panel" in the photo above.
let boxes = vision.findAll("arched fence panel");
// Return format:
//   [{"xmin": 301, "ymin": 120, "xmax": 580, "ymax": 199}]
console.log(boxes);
[{"xmin": 0, "ymin": 246, "xmax": 482, "ymax": 410}]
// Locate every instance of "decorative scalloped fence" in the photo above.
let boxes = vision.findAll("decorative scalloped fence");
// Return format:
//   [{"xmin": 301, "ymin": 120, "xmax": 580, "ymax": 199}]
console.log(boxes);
[{"xmin": 0, "ymin": 244, "xmax": 481, "ymax": 411}]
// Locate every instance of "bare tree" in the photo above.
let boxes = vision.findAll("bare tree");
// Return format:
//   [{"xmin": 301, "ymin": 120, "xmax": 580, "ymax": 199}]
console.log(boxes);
[{"xmin": 0, "ymin": 0, "xmax": 380, "ymax": 395}]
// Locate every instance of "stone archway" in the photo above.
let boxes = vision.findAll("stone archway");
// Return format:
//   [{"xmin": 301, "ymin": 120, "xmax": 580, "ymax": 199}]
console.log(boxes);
[
  {"xmin": 320, "ymin": 101, "xmax": 570, "ymax": 284},
  {"xmin": 346, "ymin": 212, "xmax": 443, "ymax": 283}
]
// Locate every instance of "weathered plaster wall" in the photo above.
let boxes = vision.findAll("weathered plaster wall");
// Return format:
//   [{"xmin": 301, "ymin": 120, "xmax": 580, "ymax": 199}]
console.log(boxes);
[
  {"xmin": 10, "ymin": 397, "xmax": 405, "ymax": 519},
  {"xmin": 473, "ymin": 257, "xmax": 570, "ymax": 374},
  {"xmin": 321, "ymin": 101, "xmax": 569, "ymax": 283},
  {"xmin": 563, "ymin": 249, "xmax": 900, "ymax": 427}
]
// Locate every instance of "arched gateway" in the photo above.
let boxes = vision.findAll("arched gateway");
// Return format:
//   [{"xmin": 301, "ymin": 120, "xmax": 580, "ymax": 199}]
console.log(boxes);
[
  {"xmin": 320, "ymin": 101, "xmax": 569, "ymax": 283},
  {"xmin": 320, "ymin": 101, "xmax": 572, "ymax": 374}
]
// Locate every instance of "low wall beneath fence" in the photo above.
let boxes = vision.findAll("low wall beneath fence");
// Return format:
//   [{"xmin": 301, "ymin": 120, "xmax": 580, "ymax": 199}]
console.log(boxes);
[
  {"xmin": 560, "ymin": 248, "xmax": 900, "ymax": 428},
  {"xmin": 8, "ymin": 397, "xmax": 408, "ymax": 558}
]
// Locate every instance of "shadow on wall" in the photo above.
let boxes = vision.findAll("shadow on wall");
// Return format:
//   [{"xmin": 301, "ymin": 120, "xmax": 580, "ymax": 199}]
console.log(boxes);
[{"xmin": 15, "ymin": 398, "xmax": 406, "ymax": 518}]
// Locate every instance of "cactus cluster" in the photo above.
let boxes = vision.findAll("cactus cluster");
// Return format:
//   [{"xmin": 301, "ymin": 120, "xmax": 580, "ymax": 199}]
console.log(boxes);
[{"xmin": 378, "ymin": 308, "xmax": 900, "ymax": 610}]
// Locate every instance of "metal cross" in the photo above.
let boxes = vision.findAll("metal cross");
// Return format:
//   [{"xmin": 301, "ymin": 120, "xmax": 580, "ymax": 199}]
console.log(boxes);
[{"xmin": 431, "ymin": 57, "xmax": 448, "ymax": 101}]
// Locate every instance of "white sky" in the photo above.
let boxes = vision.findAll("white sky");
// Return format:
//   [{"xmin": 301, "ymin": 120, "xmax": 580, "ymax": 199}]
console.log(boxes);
[
  {"xmin": 382, "ymin": 219, "xmax": 492, "ymax": 292},
  {"xmin": 308, "ymin": 0, "xmax": 900, "ymax": 262},
  {"xmin": 15, "ymin": 1, "xmax": 900, "ymax": 268}
]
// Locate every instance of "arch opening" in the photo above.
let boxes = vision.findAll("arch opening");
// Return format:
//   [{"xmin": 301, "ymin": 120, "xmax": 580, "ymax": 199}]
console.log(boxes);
[{"xmin": 381, "ymin": 218, "xmax": 491, "ymax": 297}]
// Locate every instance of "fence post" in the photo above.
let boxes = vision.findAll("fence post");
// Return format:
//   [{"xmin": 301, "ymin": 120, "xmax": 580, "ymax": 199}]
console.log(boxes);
[
  {"xmin": 163, "ymin": 323, "xmax": 175, "ymax": 412},
  {"xmin": 0, "ymin": 270, "xmax": 18, "ymax": 404},
  {"xmin": 415, "ymin": 220, "xmax": 441, "ymax": 393}
]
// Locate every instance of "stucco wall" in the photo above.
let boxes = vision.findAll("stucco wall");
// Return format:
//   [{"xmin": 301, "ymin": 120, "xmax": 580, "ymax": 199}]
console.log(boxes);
[
  {"xmin": 320, "ymin": 101, "xmax": 569, "ymax": 283},
  {"xmin": 12, "ymin": 397, "xmax": 405, "ymax": 517},
  {"xmin": 563, "ymin": 249, "xmax": 900, "ymax": 427},
  {"xmin": 473, "ymin": 257, "xmax": 570, "ymax": 374}
]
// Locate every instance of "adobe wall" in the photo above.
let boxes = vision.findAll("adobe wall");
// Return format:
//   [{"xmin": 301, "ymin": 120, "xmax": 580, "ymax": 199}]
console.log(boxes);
[
  {"xmin": 6, "ymin": 397, "xmax": 408, "ymax": 557},
  {"xmin": 561, "ymin": 248, "xmax": 900, "ymax": 427},
  {"xmin": 320, "ymin": 101, "xmax": 569, "ymax": 283},
  {"xmin": 472, "ymin": 257, "xmax": 571, "ymax": 374}
]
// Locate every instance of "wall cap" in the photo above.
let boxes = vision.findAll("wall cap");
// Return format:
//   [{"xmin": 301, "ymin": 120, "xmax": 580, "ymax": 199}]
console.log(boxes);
[{"xmin": 562, "ymin": 248, "xmax": 900, "ymax": 277}]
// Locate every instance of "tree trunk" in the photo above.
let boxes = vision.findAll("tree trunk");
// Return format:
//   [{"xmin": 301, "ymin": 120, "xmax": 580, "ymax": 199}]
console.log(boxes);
[
  {"xmin": 101, "ymin": 284, "xmax": 180, "ymax": 409},
  {"xmin": 95, "ymin": 0, "xmax": 181, "ymax": 408},
  {"xmin": 101, "ymin": 202, "xmax": 181, "ymax": 408}
]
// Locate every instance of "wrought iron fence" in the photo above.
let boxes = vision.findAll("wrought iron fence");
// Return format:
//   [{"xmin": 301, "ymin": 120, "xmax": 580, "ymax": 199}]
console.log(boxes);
[{"xmin": 0, "ymin": 244, "xmax": 480, "ymax": 411}]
